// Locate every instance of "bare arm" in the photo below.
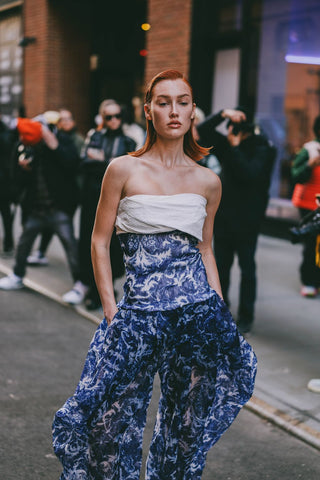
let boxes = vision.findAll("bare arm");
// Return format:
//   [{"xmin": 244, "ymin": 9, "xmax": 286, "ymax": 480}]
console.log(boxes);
[
  {"xmin": 197, "ymin": 171, "xmax": 223, "ymax": 299},
  {"xmin": 91, "ymin": 156, "xmax": 131, "ymax": 324}
]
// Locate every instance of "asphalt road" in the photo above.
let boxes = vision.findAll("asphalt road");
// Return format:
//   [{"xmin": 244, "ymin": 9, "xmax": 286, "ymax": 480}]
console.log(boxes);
[{"xmin": 1, "ymin": 282, "xmax": 319, "ymax": 480}]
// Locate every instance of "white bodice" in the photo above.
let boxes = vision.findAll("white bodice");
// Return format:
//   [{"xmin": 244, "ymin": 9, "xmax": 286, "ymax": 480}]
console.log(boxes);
[{"xmin": 115, "ymin": 193, "xmax": 207, "ymax": 242}]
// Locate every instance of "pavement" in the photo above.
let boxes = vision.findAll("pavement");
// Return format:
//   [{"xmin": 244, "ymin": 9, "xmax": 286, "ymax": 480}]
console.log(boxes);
[
  {"xmin": 1, "ymin": 208, "xmax": 320, "ymax": 453},
  {"xmin": 2, "ymin": 284, "xmax": 320, "ymax": 480}
]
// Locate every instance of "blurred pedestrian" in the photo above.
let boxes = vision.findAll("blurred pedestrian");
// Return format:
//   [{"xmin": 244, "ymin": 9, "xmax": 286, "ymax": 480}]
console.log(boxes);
[
  {"xmin": 27, "ymin": 109, "xmax": 84, "ymax": 266},
  {"xmin": 122, "ymin": 100, "xmax": 146, "ymax": 149},
  {"xmin": 293, "ymin": 195, "xmax": 320, "ymax": 394},
  {"xmin": 52, "ymin": 68, "xmax": 256, "ymax": 480},
  {"xmin": 197, "ymin": 107, "xmax": 276, "ymax": 334},
  {"xmin": 291, "ymin": 115, "xmax": 320, "ymax": 297},
  {"xmin": 0, "ymin": 113, "xmax": 15, "ymax": 256},
  {"xmin": 0, "ymin": 116, "xmax": 86, "ymax": 303},
  {"xmin": 193, "ymin": 107, "xmax": 221, "ymax": 175},
  {"xmin": 76, "ymin": 99, "xmax": 136, "ymax": 310}
]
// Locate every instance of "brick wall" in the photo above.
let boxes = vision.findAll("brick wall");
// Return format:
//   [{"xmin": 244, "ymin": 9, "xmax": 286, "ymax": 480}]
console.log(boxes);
[
  {"xmin": 145, "ymin": 0, "xmax": 193, "ymax": 83},
  {"xmin": 23, "ymin": 0, "xmax": 90, "ymax": 133}
]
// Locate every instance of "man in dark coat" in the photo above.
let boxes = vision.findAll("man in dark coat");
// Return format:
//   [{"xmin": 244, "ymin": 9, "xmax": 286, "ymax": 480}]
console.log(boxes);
[
  {"xmin": 78, "ymin": 99, "xmax": 136, "ymax": 310},
  {"xmin": 197, "ymin": 108, "xmax": 276, "ymax": 333},
  {"xmin": 0, "ymin": 115, "xmax": 15, "ymax": 255},
  {"xmin": 0, "ymin": 118, "xmax": 86, "ymax": 303}
]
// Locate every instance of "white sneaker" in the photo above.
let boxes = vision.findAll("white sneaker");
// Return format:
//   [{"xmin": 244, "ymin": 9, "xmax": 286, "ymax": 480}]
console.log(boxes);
[
  {"xmin": 62, "ymin": 281, "xmax": 89, "ymax": 305},
  {"xmin": 27, "ymin": 250, "xmax": 49, "ymax": 266},
  {"xmin": 307, "ymin": 379, "xmax": 320, "ymax": 393},
  {"xmin": 0, "ymin": 273, "xmax": 24, "ymax": 290},
  {"xmin": 300, "ymin": 285, "xmax": 317, "ymax": 298}
]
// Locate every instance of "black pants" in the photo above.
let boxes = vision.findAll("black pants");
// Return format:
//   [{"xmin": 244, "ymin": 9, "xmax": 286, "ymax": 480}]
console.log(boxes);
[
  {"xmin": 214, "ymin": 233, "xmax": 258, "ymax": 325},
  {"xmin": 79, "ymin": 195, "xmax": 124, "ymax": 303},
  {"xmin": 14, "ymin": 210, "xmax": 80, "ymax": 280},
  {"xmin": 0, "ymin": 199, "xmax": 14, "ymax": 251},
  {"xmin": 299, "ymin": 209, "xmax": 320, "ymax": 287}
]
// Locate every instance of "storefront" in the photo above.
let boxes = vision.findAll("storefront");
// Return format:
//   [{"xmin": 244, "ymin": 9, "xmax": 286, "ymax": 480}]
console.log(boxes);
[{"xmin": 190, "ymin": 0, "xmax": 320, "ymax": 206}]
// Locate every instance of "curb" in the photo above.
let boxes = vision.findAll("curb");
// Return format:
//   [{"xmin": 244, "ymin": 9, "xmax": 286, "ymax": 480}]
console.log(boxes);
[
  {"xmin": 246, "ymin": 397, "xmax": 320, "ymax": 452},
  {"xmin": 0, "ymin": 263, "xmax": 101, "ymax": 326},
  {"xmin": 1, "ymin": 263, "xmax": 320, "ymax": 452}
]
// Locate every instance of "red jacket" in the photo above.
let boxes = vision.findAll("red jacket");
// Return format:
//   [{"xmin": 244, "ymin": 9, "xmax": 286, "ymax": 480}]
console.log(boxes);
[{"xmin": 292, "ymin": 140, "xmax": 320, "ymax": 211}]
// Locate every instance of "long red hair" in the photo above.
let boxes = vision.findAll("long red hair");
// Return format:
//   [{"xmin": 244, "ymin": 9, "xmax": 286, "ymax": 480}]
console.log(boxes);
[{"xmin": 129, "ymin": 69, "xmax": 210, "ymax": 161}]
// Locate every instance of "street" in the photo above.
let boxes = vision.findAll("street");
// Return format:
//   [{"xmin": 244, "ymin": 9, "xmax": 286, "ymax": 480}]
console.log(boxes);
[{"xmin": 0, "ymin": 277, "xmax": 320, "ymax": 480}]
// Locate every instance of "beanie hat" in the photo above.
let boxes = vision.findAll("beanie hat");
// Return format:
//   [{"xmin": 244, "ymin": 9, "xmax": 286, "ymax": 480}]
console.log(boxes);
[{"xmin": 16, "ymin": 117, "xmax": 43, "ymax": 145}]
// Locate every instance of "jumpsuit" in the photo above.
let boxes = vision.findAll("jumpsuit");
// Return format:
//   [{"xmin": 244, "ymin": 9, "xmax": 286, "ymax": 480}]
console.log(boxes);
[{"xmin": 52, "ymin": 193, "xmax": 257, "ymax": 480}]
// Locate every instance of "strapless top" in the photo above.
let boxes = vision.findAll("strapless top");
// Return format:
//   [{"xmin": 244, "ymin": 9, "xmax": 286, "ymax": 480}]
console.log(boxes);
[{"xmin": 115, "ymin": 193, "xmax": 207, "ymax": 242}]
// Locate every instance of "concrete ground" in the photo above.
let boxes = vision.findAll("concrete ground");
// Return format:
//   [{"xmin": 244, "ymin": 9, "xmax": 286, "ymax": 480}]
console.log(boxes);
[{"xmin": 1, "ymin": 286, "xmax": 319, "ymax": 480}]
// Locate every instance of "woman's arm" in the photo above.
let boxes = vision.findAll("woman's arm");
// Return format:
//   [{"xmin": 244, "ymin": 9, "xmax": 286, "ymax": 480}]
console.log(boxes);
[
  {"xmin": 91, "ymin": 156, "xmax": 131, "ymax": 324},
  {"xmin": 197, "ymin": 170, "xmax": 223, "ymax": 299}
]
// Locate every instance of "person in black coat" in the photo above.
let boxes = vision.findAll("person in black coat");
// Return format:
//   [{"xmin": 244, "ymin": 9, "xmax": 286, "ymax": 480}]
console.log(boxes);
[
  {"xmin": 0, "ymin": 120, "xmax": 86, "ymax": 302},
  {"xmin": 0, "ymin": 116, "xmax": 15, "ymax": 255},
  {"xmin": 78, "ymin": 99, "xmax": 136, "ymax": 310},
  {"xmin": 197, "ymin": 108, "xmax": 276, "ymax": 333}
]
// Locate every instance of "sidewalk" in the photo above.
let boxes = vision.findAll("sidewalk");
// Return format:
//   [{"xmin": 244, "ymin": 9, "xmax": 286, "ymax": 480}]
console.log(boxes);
[{"xmin": 1, "ymin": 223, "xmax": 320, "ymax": 451}]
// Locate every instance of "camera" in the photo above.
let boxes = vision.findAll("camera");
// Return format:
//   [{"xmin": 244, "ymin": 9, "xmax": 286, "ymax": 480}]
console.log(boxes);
[
  {"xmin": 230, "ymin": 121, "xmax": 254, "ymax": 136},
  {"xmin": 289, "ymin": 208, "xmax": 320, "ymax": 244}
]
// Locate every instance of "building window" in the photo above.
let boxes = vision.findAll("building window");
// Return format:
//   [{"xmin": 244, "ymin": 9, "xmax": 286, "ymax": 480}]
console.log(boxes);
[{"xmin": 0, "ymin": 11, "xmax": 22, "ymax": 123}]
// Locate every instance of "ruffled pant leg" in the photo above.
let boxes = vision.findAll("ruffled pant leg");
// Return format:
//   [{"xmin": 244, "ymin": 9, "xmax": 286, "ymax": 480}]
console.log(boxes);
[
  {"xmin": 53, "ymin": 309, "xmax": 159, "ymax": 480},
  {"xmin": 146, "ymin": 294, "xmax": 257, "ymax": 480}
]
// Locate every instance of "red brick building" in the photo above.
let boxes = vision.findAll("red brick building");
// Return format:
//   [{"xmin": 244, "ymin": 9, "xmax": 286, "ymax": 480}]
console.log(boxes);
[
  {"xmin": 0, "ymin": 0, "xmax": 193, "ymax": 133},
  {"xmin": 2, "ymin": 0, "xmax": 320, "ymax": 202}
]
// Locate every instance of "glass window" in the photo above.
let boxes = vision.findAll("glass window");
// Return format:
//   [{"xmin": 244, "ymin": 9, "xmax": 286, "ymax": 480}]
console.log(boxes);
[
  {"xmin": 218, "ymin": 0, "xmax": 242, "ymax": 32},
  {"xmin": 0, "ymin": 12, "xmax": 23, "ymax": 122},
  {"xmin": 256, "ymin": 0, "xmax": 320, "ymax": 200}
]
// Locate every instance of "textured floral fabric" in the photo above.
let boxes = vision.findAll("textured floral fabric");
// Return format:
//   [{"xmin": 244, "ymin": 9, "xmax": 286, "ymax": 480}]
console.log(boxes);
[
  {"xmin": 53, "ymin": 232, "xmax": 257, "ymax": 480},
  {"xmin": 118, "ymin": 231, "xmax": 214, "ymax": 311}
]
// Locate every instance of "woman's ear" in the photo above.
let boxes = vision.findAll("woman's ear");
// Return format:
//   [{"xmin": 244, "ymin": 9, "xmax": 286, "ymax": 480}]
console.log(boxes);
[
  {"xmin": 191, "ymin": 103, "xmax": 196, "ymax": 120},
  {"xmin": 144, "ymin": 103, "xmax": 152, "ymax": 121}
]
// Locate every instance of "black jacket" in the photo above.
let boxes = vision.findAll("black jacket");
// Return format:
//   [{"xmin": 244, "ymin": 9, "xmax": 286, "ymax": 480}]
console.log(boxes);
[
  {"xmin": 198, "ymin": 112, "xmax": 276, "ymax": 236},
  {"xmin": 0, "ymin": 120, "xmax": 16, "ymax": 201},
  {"xmin": 14, "ymin": 130, "xmax": 80, "ymax": 216},
  {"xmin": 81, "ymin": 127, "xmax": 136, "ymax": 200}
]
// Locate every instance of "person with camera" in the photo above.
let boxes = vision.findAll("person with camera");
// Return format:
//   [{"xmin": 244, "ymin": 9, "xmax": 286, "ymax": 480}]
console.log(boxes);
[
  {"xmin": 75, "ymin": 99, "xmax": 136, "ymax": 310},
  {"xmin": 197, "ymin": 108, "xmax": 276, "ymax": 334},
  {"xmin": 291, "ymin": 115, "xmax": 320, "ymax": 298},
  {"xmin": 0, "ymin": 115, "xmax": 85, "ymax": 301},
  {"xmin": 26, "ymin": 109, "xmax": 85, "ymax": 267}
]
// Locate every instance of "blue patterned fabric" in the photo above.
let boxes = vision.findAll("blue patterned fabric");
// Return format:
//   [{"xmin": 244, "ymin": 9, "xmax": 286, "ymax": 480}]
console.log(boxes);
[
  {"xmin": 118, "ymin": 231, "xmax": 215, "ymax": 311},
  {"xmin": 53, "ymin": 231, "xmax": 257, "ymax": 480}
]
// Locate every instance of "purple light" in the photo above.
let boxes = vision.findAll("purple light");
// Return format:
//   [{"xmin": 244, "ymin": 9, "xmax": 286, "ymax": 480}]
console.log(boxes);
[{"xmin": 285, "ymin": 54, "xmax": 320, "ymax": 65}]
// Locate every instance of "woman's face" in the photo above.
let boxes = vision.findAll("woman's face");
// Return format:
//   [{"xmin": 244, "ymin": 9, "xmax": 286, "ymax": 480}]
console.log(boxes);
[
  {"xmin": 102, "ymin": 104, "xmax": 122, "ymax": 131},
  {"xmin": 146, "ymin": 79, "xmax": 195, "ymax": 139}
]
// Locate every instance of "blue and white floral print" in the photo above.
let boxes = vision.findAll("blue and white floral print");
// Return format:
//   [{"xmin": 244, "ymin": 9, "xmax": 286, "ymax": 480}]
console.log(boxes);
[
  {"xmin": 53, "ymin": 232, "xmax": 257, "ymax": 480},
  {"xmin": 118, "ymin": 231, "xmax": 215, "ymax": 311}
]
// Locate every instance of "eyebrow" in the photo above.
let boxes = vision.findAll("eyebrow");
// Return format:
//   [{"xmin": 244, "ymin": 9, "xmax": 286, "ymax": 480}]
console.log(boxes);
[{"xmin": 156, "ymin": 94, "xmax": 191, "ymax": 100}]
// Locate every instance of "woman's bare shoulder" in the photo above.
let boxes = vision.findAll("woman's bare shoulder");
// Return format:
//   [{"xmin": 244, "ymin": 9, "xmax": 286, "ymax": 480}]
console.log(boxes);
[
  {"xmin": 109, "ymin": 154, "xmax": 140, "ymax": 170},
  {"xmin": 106, "ymin": 154, "xmax": 141, "ymax": 179},
  {"xmin": 195, "ymin": 162, "xmax": 221, "ymax": 193}
]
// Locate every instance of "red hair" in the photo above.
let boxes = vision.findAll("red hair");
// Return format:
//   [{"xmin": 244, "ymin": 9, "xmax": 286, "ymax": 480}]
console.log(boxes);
[{"xmin": 129, "ymin": 69, "xmax": 210, "ymax": 161}]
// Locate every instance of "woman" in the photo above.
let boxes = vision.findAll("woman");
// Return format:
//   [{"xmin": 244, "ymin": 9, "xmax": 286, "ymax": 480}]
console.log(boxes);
[
  {"xmin": 64, "ymin": 99, "xmax": 136, "ymax": 308},
  {"xmin": 53, "ymin": 70, "xmax": 257, "ymax": 480}
]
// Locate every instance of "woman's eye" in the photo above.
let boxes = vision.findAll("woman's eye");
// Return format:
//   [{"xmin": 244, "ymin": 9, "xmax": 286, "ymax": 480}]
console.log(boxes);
[{"xmin": 159, "ymin": 102, "xmax": 168, "ymax": 106}]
